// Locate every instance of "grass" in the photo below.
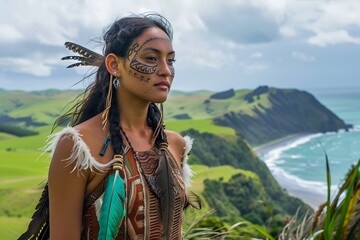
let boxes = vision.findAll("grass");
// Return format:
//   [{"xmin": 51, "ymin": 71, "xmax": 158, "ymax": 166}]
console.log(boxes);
[
  {"xmin": 0, "ymin": 216, "xmax": 31, "ymax": 240},
  {"xmin": 190, "ymin": 164, "xmax": 259, "ymax": 193},
  {"xmin": 0, "ymin": 125, "xmax": 52, "ymax": 151},
  {"xmin": 0, "ymin": 127, "xmax": 50, "ymax": 238},
  {"xmin": 166, "ymin": 119, "xmax": 237, "ymax": 138}
]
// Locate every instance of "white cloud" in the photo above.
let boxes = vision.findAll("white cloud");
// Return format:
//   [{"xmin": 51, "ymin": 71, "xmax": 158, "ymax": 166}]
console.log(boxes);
[
  {"xmin": 1, "ymin": 0, "xmax": 360, "ymax": 90},
  {"xmin": 187, "ymin": 47, "xmax": 234, "ymax": 69},
  {"xmin": 292, "ymin": 51, "xmax": 315, "ymax": 62},
  {"xmin": 308, "ymin": 30, "xmax": 360, "ymax": 47},
  {"xmin": 0, "ymin": 51, "xmax": 63, "ymax": 77},
  {"xmin": 280, "ymin": 26, "xmax": 297, "ymax": 37},
  {"xmin": 0, "ymin": 24, "xmax": 23, "ymax": 42},
  {"xmin": 238, "ymin": 62, "xmax": 268, "ymax": 74},
  {"xmin": 250, "ymin": 52, "xmax": 263, "ymax": 59},
  {"xmin": 0, "ymin": 57, "xmax": 52, "ymax": 77},
  {"xmin": 283, "ymin": 1, "xmax": 360, "ymax": 46}
]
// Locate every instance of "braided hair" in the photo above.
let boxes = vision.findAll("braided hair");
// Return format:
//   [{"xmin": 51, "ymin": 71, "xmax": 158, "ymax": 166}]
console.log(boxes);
[{"xmin": 57, "ymin": 13, "xmax": 173, "ymax": 156}]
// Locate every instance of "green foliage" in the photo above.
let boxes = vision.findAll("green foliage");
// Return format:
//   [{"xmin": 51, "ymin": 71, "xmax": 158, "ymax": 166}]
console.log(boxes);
[
  {"xmin": 166, "ymin": 119, "xmax": 236, "ymax": 138},
  {"xmin": 0, "ymin": 125, "xmax": 38, "ymax": 137},
  {"xmin": 202, "ymin": 179, "xmax": 240, "ymax": 217},
  {"xmin": 182, "ymin": 129, "xmax": 311, "ymax": 219},
  {"xmin": 278, "ymin": 158, "xmax": 360, "ymax": 240}
]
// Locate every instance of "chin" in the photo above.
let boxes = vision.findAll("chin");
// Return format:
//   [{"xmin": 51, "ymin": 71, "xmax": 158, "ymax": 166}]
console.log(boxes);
[{"xmin": 151, "ymin": 94, "xmax": 168, "ymax": 104}]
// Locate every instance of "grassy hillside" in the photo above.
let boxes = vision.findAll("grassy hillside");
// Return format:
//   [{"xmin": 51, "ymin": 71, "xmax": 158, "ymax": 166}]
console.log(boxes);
[
  {"xmin": 0, "ymin": 87, "xmax": 349, "ymax": 146},
  {"xmin": 0, "ymin": 87, "xmax": 342, "ymax": 238}
]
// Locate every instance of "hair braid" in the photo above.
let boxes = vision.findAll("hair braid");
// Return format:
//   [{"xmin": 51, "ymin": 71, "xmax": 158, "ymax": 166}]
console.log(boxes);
[
  {"xmin": 147, "ymin": 103, "xmax": 168, "ymax": 148},
  {"xmin": 109, "ymin": 90, "xmax": 123, "ymax": 155}
]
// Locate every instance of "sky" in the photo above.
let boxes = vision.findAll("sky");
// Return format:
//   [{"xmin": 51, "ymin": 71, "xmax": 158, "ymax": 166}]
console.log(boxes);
[{"xmin": 1, "ymin": 0, "xmax": 360, "ymax": 92}]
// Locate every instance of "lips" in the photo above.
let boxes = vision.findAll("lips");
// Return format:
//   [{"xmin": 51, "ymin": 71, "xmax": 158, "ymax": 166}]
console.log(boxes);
[{"xmin": 154, "ymin": 81, "xmax": 170, "ymax": 89}]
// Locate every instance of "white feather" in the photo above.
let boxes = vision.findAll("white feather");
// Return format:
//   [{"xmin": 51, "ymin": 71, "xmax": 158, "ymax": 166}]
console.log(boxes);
[
  {"xmin": 41, "ymin": 126, "xmax": 113, "ymax": 173},
  {"xmin": 94, "ymin": 196, "xmax": 103, "ymax": 221},
  {"xmin": 181, "ymin": 135, "xmax": 194, "ymax": 188}
]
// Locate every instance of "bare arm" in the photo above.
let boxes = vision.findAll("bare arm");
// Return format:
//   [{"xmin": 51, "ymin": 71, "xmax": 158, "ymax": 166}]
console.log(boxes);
[{"xmin": 48, "ymin": 136, "xmax": 88, "ymax": 240}]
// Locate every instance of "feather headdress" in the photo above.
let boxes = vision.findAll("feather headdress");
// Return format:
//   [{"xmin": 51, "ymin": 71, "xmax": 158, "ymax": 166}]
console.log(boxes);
[
  {"xmin": 61, "ymin": 42, "xmax": 104, "ymax": 68},
  {"xmin": 61, "ymin": 41, "xmax": 112, "ymax": 129}
]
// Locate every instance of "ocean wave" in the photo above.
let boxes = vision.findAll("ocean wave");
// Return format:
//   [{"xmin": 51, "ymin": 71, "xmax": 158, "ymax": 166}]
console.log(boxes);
[
  {"xmin": 261, "ymin": 132, "xmax": 349, "ymax": 205},
  {"xmin": 262, "ymin": 133, "xmax": 322, "ymax": 169},
  {"xmin": 350, "ymin": 124, "xmax": 360, "ymax": 132},
  {"xmin": 271, "ymin": 166, "xmax": 338, "ymax": 196}
]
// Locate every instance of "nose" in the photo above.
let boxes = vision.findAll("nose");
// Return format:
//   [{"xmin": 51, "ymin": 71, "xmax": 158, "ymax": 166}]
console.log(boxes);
[{"xmin": 157, "ymin": 59, "xmax": 174, "ymax": 77}]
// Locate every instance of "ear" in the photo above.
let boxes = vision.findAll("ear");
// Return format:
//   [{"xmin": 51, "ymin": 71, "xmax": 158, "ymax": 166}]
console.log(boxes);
[{"xmin": 104, "ymin": 53, "xmax": 121, "ymax": 75}]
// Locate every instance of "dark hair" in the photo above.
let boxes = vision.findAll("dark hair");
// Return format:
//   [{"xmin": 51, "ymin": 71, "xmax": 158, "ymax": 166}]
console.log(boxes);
[{"xmin": 56, "ymin": 13, "xmax": 173, "ymax": 155}]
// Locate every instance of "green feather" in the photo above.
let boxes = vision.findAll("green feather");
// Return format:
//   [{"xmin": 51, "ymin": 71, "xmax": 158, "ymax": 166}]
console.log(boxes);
[{"xmin": 98, "ymin": 170, "xmax": 126, "ymax": 239}]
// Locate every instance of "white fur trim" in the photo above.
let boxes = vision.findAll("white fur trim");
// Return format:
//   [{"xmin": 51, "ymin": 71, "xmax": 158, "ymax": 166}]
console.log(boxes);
[
  {"xmin": 42, "ymin": 126, "xmax": 113, "ymax": 173},
  {"xmin": 181, "ymin": 135, "xmax": 194, "ymax": 187}
]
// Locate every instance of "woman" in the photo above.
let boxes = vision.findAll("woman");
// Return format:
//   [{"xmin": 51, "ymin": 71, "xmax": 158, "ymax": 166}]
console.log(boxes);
[{"xmin": 19, "ymin": 13, "xmax": 199, "ymax": 240}]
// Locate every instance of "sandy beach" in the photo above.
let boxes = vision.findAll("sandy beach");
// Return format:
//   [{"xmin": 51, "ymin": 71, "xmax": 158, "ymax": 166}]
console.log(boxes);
[{"xmin": 253, "ymin": 134, "xmax": 327, "ymax": 210}]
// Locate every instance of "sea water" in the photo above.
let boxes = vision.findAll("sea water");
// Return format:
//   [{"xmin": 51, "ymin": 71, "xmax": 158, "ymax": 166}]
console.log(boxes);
[{"xmin": 262, "ymin": 87, "xmax": 360, "ymax": 202}]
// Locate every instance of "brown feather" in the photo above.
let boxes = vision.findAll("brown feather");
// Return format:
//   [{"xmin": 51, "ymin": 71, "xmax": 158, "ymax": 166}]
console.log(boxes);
[
  {"xmin": 185, "ymin": 190, "xmax": 202, "ymax": 210},
  {"xmin": 18, "ymin": 183, "xmax": 50, "ymax": 240},
  {"xmin": 155, "ymin": 151, "xmax": 175, "ymax": 240},
  {"xmin": 62, "ymin": 42, "xmax": 104, "ymax": 68}
]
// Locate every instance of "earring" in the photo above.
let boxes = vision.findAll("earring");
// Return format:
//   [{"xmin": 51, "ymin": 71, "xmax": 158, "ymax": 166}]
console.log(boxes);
[{"xmin": 113, "ymin": 72, "xmax": 119, "ymax": 89}]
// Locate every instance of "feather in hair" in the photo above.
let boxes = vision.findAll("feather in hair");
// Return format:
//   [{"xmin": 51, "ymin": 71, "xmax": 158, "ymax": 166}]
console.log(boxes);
[
  {"xmin": 61, "ymin": 42, "xmax": 104, "ymax": 68},
  {"xmin": 18, "ymin": 183, "xmax": 50, "ymax": 240},
  {"xmin": 98, "ymin": 155, "xmax": 126, "ymax": 240},
  {"xmin": 155, "ymin": 143, "xmax": 175, "ymax": 239}
]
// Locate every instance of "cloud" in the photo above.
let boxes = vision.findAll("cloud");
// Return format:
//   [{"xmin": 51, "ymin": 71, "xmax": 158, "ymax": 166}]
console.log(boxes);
[
  {"xmin": 280, "ymin": 26, "xmax": 297, "ymax": 37},
  {"xmin": 250, "ymin": 52, "xmax": 263, "ymax": 59},
  {"xmin": 1, "ymin": 0, "xmax": 360, "ymax": 91},
  {"xmin": 283, "ymin": 1, "xmax": 360, "ymax": 46},
  {"xmin": 238, "ymin": 62, "xmax": 268, "ymax": 75},
  {"xmin": 198, "ymin": 0, "xmax": 285, "ymax": 44},
  {"xmin": 292, "ymin": 51, "xmax": 315, "ymax": 62},
  {"xmin": 308, "ymin": 30, "xmax": 360, "ymax": 47},
  {"xmin": 0, "ymin": 24, "xmax": 23, "ymax": 42},
  {"xmin": 0, "ymin": 57, "xmax": 52, "ymax": 77}
]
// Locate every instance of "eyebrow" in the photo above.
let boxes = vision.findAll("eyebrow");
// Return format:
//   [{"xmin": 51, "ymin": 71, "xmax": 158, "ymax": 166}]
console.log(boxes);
[{"xmin": 142, "ymin": 47, "xmax": 175, "ymax": 55}]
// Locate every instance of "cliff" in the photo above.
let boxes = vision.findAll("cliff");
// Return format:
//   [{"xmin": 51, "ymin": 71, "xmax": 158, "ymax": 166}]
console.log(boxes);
[{"xmin": 213, "ymin": 86, "xmax": 350, "ymax": 146}]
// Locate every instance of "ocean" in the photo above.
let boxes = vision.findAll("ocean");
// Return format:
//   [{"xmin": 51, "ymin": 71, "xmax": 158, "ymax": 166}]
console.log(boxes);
[{"xmin": 259, "ymin": 87, "xmax": 360, "ymax": 206}]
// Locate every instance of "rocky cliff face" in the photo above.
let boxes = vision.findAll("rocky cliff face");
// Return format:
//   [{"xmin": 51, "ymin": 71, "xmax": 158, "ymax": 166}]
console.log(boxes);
[{"xmin": 214, "ymin": 86, "xmax": 351, "ymax": 146}]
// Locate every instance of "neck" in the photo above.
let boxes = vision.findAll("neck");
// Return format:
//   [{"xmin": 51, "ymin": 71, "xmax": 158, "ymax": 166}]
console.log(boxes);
[{"xmin": 116, "ymin": 90, "xmax": 150, "ymax": 132}]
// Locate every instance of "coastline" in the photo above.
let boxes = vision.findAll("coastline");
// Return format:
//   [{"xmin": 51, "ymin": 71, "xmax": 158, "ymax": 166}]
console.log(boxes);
[{"xmin": 253, "ymin": 134, "xmax": 327, "ymax": 210}]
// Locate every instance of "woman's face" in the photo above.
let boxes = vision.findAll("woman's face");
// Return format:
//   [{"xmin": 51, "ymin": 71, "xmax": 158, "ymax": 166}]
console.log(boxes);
[{"xmin": 118, "ymin": 27, "xmax": 175, "ymax": 103}]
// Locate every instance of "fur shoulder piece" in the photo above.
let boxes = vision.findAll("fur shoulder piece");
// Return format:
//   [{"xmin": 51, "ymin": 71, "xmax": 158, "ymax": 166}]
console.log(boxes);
[
  {"xmin": 42, "ymin": 126, "xmax": 112, "ymax": 173},
  {"xmin": 181, "ymin": 135, "xmax": 194, "ymax": 188}
]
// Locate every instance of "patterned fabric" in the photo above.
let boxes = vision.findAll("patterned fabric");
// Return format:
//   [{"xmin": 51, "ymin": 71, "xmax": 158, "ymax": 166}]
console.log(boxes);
[{"xmin": 81, "ymin": 146, "xmax": 186, "ymax": 239}]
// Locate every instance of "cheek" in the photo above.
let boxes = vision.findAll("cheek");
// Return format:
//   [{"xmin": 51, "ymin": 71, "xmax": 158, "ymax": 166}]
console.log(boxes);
[{"xmin": 128, "ymin": 70, "xmax": 151, "ymax": 83}]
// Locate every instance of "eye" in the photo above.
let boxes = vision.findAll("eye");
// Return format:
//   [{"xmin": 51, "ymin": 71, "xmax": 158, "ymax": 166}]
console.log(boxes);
[
  {"xmin": 145, "ymin": 56, "xmax": 157, "ymax": 62},
  {"xmin": 168, "ymin": 58, "xmax": 176, "ymax": 65}
]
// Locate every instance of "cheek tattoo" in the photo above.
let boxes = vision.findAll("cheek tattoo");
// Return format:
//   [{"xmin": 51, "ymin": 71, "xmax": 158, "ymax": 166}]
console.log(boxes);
[
  {"xmin": 128, "ymin": 70, "xmax": 151, "ymax": 82},
  {"xmin": 128, "ymin": 37, "xmax": 170, "ymax": 75},
  {"xmin": 127, "ymin": 42, "xmax": 140, "ymax": 60}
]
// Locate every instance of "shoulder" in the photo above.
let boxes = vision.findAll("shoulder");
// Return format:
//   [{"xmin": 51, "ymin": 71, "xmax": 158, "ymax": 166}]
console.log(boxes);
[
  {"xmin": 166, "ymin": 130, "xmax": 186, "ymax": 150},
  {"xmin": 165, "ymin": 130, "xmax": 186, "ymax": 164},
  {"xmin": 46, "ymin": 115, "xmax": 112, "ymax": 173}
]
